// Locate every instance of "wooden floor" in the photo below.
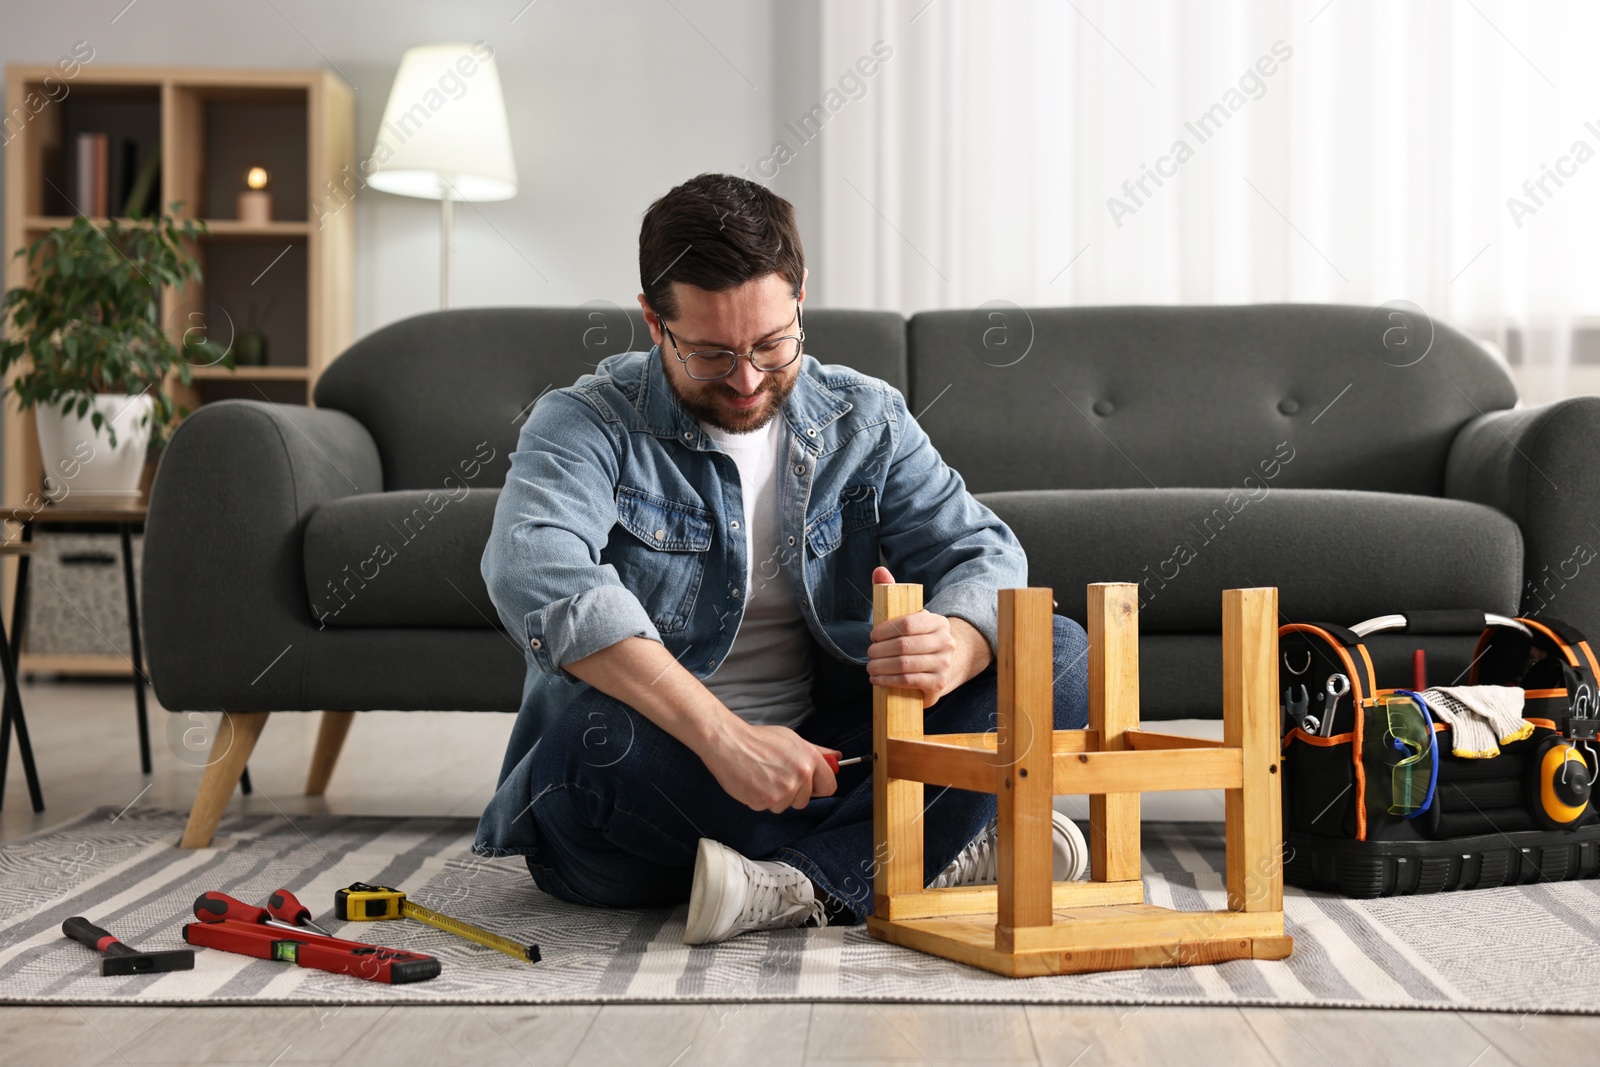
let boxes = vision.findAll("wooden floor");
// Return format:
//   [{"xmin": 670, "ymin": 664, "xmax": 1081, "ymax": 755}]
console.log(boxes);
[{"xmin": 1, "ymin": 681, "xmax": 1596, "ymax": 1066}]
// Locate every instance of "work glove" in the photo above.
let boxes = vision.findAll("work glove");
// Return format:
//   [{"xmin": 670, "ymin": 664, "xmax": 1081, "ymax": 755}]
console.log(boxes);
[
  {"xmin": 1434, "ymin": 685, "xmax": 1531, "ymax": 745},
  {"xmin": 1422, "ymin": 685, "xmax": 1530, "ymax": 758}
]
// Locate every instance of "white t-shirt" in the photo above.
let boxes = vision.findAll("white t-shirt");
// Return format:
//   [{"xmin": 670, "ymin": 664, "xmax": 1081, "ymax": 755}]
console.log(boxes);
[{"xmin": 699, "ymin": 413, "xmax": 815, "ymax": 729}]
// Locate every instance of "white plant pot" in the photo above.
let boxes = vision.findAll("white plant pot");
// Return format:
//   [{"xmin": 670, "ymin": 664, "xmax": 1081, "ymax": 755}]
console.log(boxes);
[{"xmin": 35, "ymin": 393, "xmax": 154, "ymax": 505}]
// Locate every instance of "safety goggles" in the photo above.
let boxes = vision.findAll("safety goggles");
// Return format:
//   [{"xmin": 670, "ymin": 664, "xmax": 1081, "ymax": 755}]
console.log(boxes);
[{"xmin": 1381, "ymin": 691, "xmax": 1438, "ymax": 818}]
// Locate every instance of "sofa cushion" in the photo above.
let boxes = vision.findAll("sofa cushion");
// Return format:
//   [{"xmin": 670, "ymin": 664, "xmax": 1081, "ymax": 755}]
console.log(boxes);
[
  {"xmin": 312, "ymin": 307, "xmax": 908, "ymax": 492},
  {"xmin": 300, "ymin": 626, "xmax": 526, "ymax": 711},
  {"xmin": 910, "ymin": 304, "xmax": 1517, "ymax": 495},
  {"xmin": 306, "ymin": 484, "xmax": 1522, "ymax": 637},
  {"xmin": 304, "ymin": 489, "xmax": 500, "ymax": 628},
  {"xmin": 980, "ymin": 488, "xmax": 1523, "ymax": 633}
]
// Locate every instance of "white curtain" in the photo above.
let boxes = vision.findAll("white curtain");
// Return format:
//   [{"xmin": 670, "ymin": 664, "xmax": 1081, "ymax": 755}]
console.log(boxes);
[{"xmin": 815, "ymin": 0, "xmax": 1600, "ymax": 402}]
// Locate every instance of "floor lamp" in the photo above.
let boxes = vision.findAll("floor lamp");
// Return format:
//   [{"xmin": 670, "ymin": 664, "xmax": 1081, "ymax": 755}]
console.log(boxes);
[{"xmin": 367, "ymin": 44, "xmax": 518, "ymax": 308}]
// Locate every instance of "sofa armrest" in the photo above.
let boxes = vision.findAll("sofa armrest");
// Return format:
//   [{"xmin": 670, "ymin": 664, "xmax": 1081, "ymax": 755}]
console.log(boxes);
[
  {"xmin": 1445, "ymin": 398, "xmax": 1600, "ymax": 637},
  {"xmin": 143, "ymin": 400, "xmax": 383, "ymax": 712}
]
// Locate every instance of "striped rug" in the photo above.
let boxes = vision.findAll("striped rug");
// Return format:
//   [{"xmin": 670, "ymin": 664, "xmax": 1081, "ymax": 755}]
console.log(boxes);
[{"xmin": 0, "ymin": 806, "xmax": 1589, "ymax": 1010}]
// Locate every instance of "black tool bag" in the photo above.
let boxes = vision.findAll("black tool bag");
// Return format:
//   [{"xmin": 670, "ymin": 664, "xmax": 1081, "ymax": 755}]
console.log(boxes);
[{"xmin": 1278, "ymin": 609, "xmax": 1600, "ymax": 897}]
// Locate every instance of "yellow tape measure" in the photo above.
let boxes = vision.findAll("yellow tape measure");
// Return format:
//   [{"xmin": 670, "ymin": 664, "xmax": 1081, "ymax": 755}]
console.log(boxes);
[{"xmin": 335, "ymin": 883, "xmax": 540, "ymax": 963}]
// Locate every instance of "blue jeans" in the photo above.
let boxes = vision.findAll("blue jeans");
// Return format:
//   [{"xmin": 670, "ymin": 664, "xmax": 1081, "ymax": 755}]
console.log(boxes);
[{"xmin": 521, "ymin": 615, "xmax": 1089, "ymax": 925}]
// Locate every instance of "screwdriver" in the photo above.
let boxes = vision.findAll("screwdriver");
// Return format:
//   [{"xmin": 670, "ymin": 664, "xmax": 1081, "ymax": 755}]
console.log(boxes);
[
  {"xmin": 193, "ymin": 891, "xmax": 277, "ymax": 926},
  {"xmin": 192, "ymin": 895, "xmax": 318, "ymax": 934},
  {"xmin": 824, "ymin": 753, "xmax": 868, "ymax": 772},
  {"xmin": 267, "ymin": 888, "xmax": 331, "ymax": 937}
]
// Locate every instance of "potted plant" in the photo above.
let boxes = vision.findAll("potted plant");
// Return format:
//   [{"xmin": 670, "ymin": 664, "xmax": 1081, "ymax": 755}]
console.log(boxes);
[{"xmin": 0, "ymin": 209, "xmax": 225, "ymax": 504}]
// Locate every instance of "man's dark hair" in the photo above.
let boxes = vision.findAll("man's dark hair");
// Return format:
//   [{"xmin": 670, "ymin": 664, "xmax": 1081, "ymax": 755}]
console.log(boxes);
[{"xmin": 639, "ymin": 173, "xmax": 805, "ymax": 321}]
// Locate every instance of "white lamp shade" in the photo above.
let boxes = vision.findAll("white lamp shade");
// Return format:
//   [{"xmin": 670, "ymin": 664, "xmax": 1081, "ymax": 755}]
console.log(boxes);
[{"xmin": 367, "ymin": 43, "xmax": 518, "ymax": 202}]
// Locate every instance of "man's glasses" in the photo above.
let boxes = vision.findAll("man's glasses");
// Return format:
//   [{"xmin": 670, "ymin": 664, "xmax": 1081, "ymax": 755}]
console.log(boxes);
[{"xmin": 658, "ymin": 303, "xmax": 805, "ymax": 381}]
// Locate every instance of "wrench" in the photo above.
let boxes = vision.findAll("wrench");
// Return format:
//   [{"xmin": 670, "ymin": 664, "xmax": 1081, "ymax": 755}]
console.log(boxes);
[
  {"xmin": 1319, "ymin": 672, "xmax": 1351, "ymax": 737},
  {"xmin": 1283, "ymin": 685, "xmax": 1310, "ymax": 735}
]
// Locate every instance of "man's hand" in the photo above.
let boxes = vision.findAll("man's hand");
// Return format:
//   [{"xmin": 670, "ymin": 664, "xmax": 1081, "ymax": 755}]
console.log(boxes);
[
  {"xmin": 701, "ymin": 719, "xmax": 840, "ymax": 813},
  {"xmin": 866, "ymin": 566, "xmax": 994, "ymax": 706}
]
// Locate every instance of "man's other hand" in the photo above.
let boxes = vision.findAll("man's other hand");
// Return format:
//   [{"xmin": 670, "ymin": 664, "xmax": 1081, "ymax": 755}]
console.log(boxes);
[
  {"xmin": 703, "ymin": 720, "xmax": 839, "ymax": 813},
  {"xmin": 866, "ymin": 566, "xmax": 993, "ymax": 706}
]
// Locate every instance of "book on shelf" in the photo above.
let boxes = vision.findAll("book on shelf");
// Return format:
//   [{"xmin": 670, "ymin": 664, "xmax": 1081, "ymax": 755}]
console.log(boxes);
[
  {"xmin": 69, "ymin": 133, "xmax": 160, "ymax": 220},
  {"xmin": 121, "ymin": 142, "xmax": 161, "ymax": 218},
  {"xmin": 74, "ymin": 132, "xmax": 109, "ymax": 217}
]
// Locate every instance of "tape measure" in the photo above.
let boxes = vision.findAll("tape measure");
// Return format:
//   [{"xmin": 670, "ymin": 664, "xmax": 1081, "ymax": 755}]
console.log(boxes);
[{"xmin": 335, "ymin": 882, "xmax": 539, "ymax": 963}]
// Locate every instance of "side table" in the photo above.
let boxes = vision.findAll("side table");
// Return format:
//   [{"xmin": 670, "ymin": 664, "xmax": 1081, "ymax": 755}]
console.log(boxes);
[
  {"xmin": 0, "ymin": 502, "xmax": 252, "ymax": 811},
  {"xmin": 0, "ymin": 540, "xmax": 42, "ymax": 811},
  {"xmin": 4, "ymin": 504, "xmax": 153, "ymax": 774}
]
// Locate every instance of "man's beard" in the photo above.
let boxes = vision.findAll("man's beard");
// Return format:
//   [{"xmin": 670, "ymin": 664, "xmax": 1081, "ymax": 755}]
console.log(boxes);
[{"xmin": 666, "ymin": 358, "xmax": 800, "ymax": 434}]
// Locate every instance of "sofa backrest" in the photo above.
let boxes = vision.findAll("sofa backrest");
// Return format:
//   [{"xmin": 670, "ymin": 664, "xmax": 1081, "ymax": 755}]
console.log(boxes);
[
  {"xmin": 315, "ymin": 302, "xmax": 1517, "ymax": 497},
  {"xmin": 908, "ymin": 304, "xmax": 1518, "ymax": 497},
  {"xmin": 313, "ymin": 306, "xmax": 907, "ymax": 491}
]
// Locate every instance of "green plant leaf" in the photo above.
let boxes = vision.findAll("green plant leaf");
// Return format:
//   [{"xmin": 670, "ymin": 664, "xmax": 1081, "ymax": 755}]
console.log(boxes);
[{"xmin": 1, "ymin": 211, "xmax": 207, "ymax": 448}]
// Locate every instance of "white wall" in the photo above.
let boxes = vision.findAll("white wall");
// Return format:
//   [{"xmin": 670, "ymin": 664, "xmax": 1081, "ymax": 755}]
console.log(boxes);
[
  {"xmin": 0, "ymin": 0, "xmax": 824, "ymax": 337},
  {"xmin": 8, "ymin": 0, "xmax": 1580, "ymax": 416}
]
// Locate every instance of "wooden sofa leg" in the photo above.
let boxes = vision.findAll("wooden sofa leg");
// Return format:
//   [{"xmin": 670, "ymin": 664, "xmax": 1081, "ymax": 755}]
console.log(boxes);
[
  {"xmin": 179, "ymin": 711, "xmax": 270, "ymax": 849},
  {"xmin": 306, "ymin": 711, "xmax": 355, "ymax": 796}
]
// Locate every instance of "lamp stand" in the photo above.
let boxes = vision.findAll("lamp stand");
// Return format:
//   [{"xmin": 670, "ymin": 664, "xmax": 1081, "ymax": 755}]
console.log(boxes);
[{"xmin": 439, "ymin": 191, "xmax": 455, "ymax": 309}]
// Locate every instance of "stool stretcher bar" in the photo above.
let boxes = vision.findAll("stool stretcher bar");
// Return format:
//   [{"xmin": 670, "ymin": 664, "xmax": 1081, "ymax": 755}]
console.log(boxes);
[
  {"xmin": 886, "ymin": 741, "xmax": 1243, "ymax": 795},
  {"xmin": 866, "ymin": 582, "xmax": 1293, "ymax": 977}
]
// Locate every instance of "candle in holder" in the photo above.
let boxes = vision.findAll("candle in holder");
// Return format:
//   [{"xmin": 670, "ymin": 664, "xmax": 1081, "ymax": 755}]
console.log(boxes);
[{"xmin": 238, "ymin": 165, "xmax": 272, "ymax": 224}]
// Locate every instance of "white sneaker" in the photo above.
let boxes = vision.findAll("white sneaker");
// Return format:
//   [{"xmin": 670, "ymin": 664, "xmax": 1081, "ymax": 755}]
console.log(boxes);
[
  {"xmin": 929, "ymin": 810, "xmax": 1089, "ymax": 888},
  {"xmin": 683, "ymin": 838, "xmax": 828, "ymax": 945}
]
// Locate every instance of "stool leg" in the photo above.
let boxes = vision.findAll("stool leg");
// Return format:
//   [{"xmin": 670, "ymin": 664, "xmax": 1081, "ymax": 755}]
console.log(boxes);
[
  {"xmin": 1223, "ymin": 587, "xmax": 1282, "ymax": 913},
  {"xmin": 0, "ymin": 614, "xmax": 44, "ymax": 812},
  {"xmin": 1087, "ymin": 583, "xmax": 1141, "ymax": 882},
  {"xmin": 119, "ymin": 523, "xmax": 151, "ymax": 775},
  {"xmin": 872, "ymin": 582, "xmax": 925, "ymax": 918},
  {"xmin": 996, "ymin": 587, "xmax": 1055, "ymax": 936}
]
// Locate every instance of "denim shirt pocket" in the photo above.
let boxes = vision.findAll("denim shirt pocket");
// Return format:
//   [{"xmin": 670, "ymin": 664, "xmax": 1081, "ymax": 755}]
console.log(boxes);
[
  {"xmin": 805, "ymin": 485, "xmax": 880, "ymax": 613},
  {"xmin": 610, "ymin": 484, "xmax": 714, "ymax": 632}
]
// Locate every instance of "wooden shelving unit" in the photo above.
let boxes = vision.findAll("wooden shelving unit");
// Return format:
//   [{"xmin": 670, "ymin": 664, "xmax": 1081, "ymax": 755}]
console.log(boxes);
[
  {"xmin": 186, "ymin": 365, "xmax": 311, "ymax": 381},
  {"xmin": 22, "ymin": 215, "xmax": 315, "ymax": 239},
  {"xmin": 3, "ymin": 64, "xmax": 355, "ymax": 675}
]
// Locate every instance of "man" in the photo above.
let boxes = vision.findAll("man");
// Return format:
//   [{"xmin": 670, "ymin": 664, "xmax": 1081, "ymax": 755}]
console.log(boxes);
[{"xmin": 474, "ymin": 173, "xmax": 1091, "ymax": 944}]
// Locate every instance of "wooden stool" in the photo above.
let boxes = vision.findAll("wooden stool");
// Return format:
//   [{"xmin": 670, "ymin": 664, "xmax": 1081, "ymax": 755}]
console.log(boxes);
[{"xmin": 865, "ymin": 582, "xmax": 1293, "ymax": 977}]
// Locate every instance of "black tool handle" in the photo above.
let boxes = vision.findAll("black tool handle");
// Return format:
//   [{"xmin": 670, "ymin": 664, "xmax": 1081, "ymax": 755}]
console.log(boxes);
[
  {"xmin": 1397, "ymin": 610, "xmax": 1488, "ymax": 635},
  {"xmin": 194, "ymin": 891, "xmax": 272, "ymax": 924},
  {"xmin": 63, "ymin": 916, "xmax": 135, "ymax": 958},
  {"xmin": 268, "ymin": 888, "xmax": 312, "ymax": 926}
]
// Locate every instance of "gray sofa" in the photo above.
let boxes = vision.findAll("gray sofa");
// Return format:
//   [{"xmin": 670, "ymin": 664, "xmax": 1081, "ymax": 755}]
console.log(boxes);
[{"xmin": 145, "ymin": 303, "xmax": 1600, "ymax": 846}]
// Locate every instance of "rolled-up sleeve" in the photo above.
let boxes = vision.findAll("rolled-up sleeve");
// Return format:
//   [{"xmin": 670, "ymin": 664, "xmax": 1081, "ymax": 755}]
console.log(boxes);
[
  {"xmin": 481, "ymin": 389, "xmax": 662, "ymax": 677},
  {"xmin": 875, "ymin": 387, "xmax": 1029, "ymax": 657}
]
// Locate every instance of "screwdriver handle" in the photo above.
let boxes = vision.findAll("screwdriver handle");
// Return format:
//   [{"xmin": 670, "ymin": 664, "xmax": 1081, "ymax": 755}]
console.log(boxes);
[
  {"xmin": 267, "ymin": 888, "xmax": 311, "ymax": 926},
  {"xmin": 193, "ymin": 892, "xmax": 270, "ymax": 925},
  {"xmin": 62, "ymin": 916, "xmax": 135, "ymax": 957},
  {"xmin": 823, "ymin": 753, "xmax": 866, "ymax": 773}
]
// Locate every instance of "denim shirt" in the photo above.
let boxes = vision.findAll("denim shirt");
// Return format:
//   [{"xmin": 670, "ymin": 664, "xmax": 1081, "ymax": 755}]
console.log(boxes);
[{"xmin": 472, "ymin": 347, "xmax": 1027, "ymax": 856}]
